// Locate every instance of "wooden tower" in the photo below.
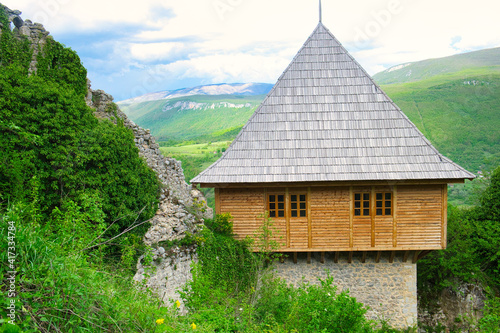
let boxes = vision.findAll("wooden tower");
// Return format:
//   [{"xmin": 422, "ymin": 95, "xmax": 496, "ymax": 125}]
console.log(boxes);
[{"xmin": 191, "ymin": 22, "xmax": 474, "ymax": 259}]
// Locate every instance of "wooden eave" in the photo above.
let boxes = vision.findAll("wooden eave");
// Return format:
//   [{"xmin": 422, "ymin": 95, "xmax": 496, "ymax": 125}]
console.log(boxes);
[{"xmin": 197, "ymin": 178, "xmax": 467, "ymax": 188}]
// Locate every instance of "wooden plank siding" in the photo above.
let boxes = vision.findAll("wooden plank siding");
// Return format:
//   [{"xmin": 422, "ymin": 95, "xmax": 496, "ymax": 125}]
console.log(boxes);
[{"xmin": 217, "ymin": 184, "xmax": 446, "ymax": 252}]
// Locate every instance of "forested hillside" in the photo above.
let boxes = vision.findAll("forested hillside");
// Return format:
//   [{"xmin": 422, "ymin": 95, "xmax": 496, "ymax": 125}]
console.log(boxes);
[
  {"xmin": 119, "ymin": 94, "xmax": 265, "ymax": 141},
  {"xmin": 373, "ymin": 47, "xmax": 500, "ymax": 84}
]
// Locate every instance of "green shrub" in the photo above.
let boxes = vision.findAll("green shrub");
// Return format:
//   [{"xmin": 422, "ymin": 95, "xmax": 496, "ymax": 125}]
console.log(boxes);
[
  {"xmin": 204, "ymin": 212, "xmax": 233, "ymax": 235},
  {"xmin": 255, "ymin": 274, "xmax": 372, "ymax": 333}
]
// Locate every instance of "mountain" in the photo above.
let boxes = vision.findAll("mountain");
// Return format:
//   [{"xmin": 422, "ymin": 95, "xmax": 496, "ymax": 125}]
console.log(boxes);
[
  {"xmin": 118, "ymin": 82, "xmax": 273, "ymax": 105},
  {"xmin": 373, "ymin": 47, "xmax": 500, "ymax": 84},
  {"xmin": 117, "ymin": 83, "xmax": 272, "ymax": 141}
]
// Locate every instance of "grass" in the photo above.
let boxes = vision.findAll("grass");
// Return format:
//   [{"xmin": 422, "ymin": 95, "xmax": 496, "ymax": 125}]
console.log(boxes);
[{"xmin": 160, "ymin": 141, "xmax": 231, "ymax": 156}]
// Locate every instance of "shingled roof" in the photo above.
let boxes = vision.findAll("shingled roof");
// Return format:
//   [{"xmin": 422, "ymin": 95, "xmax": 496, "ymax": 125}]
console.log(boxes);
[{"xmin": 191, "ymin": 23, "xmax": 475, "ymax": 184}]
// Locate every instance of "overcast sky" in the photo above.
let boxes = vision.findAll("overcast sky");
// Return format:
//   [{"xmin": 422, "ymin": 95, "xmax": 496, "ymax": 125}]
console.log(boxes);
[{"xmin": 4, "ymin": 0, "xmax": 500, "ymax": 101}]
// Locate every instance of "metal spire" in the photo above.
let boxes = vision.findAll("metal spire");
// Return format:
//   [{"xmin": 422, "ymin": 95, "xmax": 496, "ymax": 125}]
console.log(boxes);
[{"xmin": 319, "ymin": 0, "xmax": 322, "ymax": 23}]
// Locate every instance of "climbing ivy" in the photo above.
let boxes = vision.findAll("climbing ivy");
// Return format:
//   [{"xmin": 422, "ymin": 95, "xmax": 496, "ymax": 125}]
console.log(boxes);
[{"xmin": 0, "ymin": 9, "xmax": 160, "ymax": 239}]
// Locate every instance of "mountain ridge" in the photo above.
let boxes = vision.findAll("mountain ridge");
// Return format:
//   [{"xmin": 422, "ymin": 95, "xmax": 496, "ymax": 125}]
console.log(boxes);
[
  {"xmin": 373, "ymin": 47, "xmax": 500, "ymax": 84},
  {"xmin": 118, "ymin": 82, "xmax": 273, "ymax": 105}
]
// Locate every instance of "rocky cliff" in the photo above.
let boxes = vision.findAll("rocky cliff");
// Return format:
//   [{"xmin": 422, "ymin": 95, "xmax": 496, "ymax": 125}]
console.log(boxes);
[{"xmin": 3, "ymin": 4, "xmax": 212, "ymax": 306}]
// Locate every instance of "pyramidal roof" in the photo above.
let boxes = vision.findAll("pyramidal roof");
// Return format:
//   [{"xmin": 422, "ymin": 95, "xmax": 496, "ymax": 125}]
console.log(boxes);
[{"xmin": 192, "ymin": 23, "xmax": 475, "ymax": 184}]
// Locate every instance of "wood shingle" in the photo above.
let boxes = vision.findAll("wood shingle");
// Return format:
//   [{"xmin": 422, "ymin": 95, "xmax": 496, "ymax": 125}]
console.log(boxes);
[{"xmin": 191, "ymin": 23, "xmax": 475, "ymax": 185}]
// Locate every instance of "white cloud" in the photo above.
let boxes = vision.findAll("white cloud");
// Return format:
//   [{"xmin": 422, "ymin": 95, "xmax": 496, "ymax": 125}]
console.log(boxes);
[
  {"xmin": 3, "ymin": 0, "xmax": 500, "ymax": 99},
  {"xmin": 129, "ymin": 42, "xmax": 186, "ymax": 61},
  {"xmin": 160, "ymin": 53, "xmax": 290, "ymax": 84}
]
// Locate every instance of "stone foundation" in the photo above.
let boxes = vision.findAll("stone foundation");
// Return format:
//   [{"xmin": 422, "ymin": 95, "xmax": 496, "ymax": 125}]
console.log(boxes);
[{"xmin": 273, "ymin": 252, "xmax": 417, "ymax": 329}]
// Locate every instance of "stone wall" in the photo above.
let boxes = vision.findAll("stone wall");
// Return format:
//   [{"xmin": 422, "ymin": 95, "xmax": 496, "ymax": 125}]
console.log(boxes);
[
  {"xmin": 273, "ymin": 252, "xmax": 417, "ymax": 329},
  {"xmin": 1, "ymin": 5, "xmax": 51, "ymax": 75},
  {"xmin": 134, "ymin": 245, "xmax": 198, "ymax": 310},
  {"xmin": 87, "ymin": 85, "xmax": 212, "ymax": 306}
]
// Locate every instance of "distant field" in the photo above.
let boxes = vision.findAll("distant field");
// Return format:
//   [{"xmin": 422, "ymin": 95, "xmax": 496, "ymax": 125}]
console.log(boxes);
[{"xmin": 160, "ymin": 141, "xmax": 232, "ymax": 157}]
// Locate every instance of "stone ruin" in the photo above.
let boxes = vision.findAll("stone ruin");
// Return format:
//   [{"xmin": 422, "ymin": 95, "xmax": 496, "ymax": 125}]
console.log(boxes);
[{"xmin": 2, "ymin": 3, "xmax": 212, "ymax": 308}]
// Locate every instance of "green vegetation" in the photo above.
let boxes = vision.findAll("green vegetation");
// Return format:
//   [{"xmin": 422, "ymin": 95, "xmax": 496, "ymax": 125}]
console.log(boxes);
[
  {"xmin": 0, "ymin": 7, "xmax": 162, "ymax": 331},
  {"xmin": 417, "ymin": 167, "xmax": 500, "ymax": 331},
  {"xmin": 373, "ymin": 47, "xmax": 500, "ymax": 84},
  {"xmin": 381, "ymin": 68, "xmax": 500, "ymax": 174},
  {"xmin": 0, "ymin": 8, "xmax": 160, "ymax": 239},
  {"xmin": 1, "ymin": 4, "xmax": 499, "ymax": 331},
  {"xmin": 161, "ymin": 141, "xmax": 231, "ymax": 156}
]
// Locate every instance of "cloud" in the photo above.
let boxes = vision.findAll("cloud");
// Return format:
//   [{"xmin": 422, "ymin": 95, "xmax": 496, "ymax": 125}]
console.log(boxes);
[
  {"xmin": 3, "ymin": 0, "xmax": 500, "ymax": 100},
  {"xmin": 161, "ymin": 53, "xmax": 290, "ymax": 84}
]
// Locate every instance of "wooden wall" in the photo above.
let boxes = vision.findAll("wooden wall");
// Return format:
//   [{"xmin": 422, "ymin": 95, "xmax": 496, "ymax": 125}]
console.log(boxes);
[{"xmin": 217, "ymin": 184, "xmax": 447, "ymax": 252}]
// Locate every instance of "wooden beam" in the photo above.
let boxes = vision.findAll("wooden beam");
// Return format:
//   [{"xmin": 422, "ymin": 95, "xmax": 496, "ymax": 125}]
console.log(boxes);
[
  {"xmin": 441, "ymin": 184, "xmax": 448, "ymax": 249},
  {"xmin": 375, "ymin": 251, "xmax": 381, "ymax": 263},
  {"xmin": 371, "ymin": 187, "xmax": 376, "ymax": 247},
  {"xmin": 412, "ymin": 251, "xmax": 420, "ymax": 263},
  {"xmin": 417, "ymin": 250, "xmax": 432, "ymax": 261},
  {"xmin": 389, "ymin": 251, "xmax": 395, "ymax": 263},
  {"xmin": 320, "ymin": 251, "xmax": 325, "ymax": 264},
  {"xmin": 348, "ymin": 251, "xmax": 353, "ymax": 263},
  {"xmin": 334, "ymin": 251, "xmax": 339, "ymax": 263},
  {"xmin": 215, "ymin": 188, "xmax": 221, "ymax": 215},
  {"xmin": 293, "ymin": 252, "xmax": 297, "ymax": 264},
  {"xmin": 349, "ymin": 186, "xmax": 353, "ymax": 248},
  {"xmin": 361, "ymin": 251, "xmax": 367, "ymax": 263},
  {"xmin": 285, "ymin": 188, "xmax": 290, "ymax": 249},
  {"xmin": 307, "ymin": 252, "xmax": 311, "ymax": 264},
  {"xmin": 393, "ymin": 185, "xmax": 398, "ymax": 248},
  {"xmin": 307, "ymin": 187, "xmax": 312, "ymax": 249},
  {"xmin": 403, "ymin": 250, "xmax": 410, "ymax": 262}
]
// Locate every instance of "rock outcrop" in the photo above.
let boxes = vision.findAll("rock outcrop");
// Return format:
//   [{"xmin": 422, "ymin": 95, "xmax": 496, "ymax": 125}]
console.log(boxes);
[
  {"xmin": 2, "ymin": 3, "xmax": 212, "ymax": 308},
  {"xmin": 87, "ymin": 88, "xmax": 212, "ymax": 245},
  {"xmin": 88, "ymin": 85, "xmax": 211, "ymax": 307},
  {"xmin": 418, "ymin": 283, "xmax": 486, "ymax": 332}
]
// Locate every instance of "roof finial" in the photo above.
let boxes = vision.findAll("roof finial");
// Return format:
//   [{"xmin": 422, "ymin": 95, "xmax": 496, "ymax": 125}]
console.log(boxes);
[{"xmin": 319, "ymin": 0, "xmax": 322, "ymax": 23}]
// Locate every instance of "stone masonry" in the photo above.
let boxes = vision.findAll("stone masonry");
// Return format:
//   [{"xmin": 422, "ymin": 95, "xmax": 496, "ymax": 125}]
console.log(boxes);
[
  {"xmin": 87, "ymin": 88, "xmax": 211, "ymax": 306},
  {"xmin": 273, "ymin": 252, "xmax": 417, "ymax": 329}
]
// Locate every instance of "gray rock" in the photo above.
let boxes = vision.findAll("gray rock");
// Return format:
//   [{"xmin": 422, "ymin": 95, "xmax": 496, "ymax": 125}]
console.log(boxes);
[{"xmin": 13, "ymin": 16, "xmax": 23, "ymax": 29}]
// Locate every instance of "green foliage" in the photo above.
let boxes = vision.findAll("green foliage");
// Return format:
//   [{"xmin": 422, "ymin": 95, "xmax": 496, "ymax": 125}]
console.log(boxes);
[
  {"xmin": 0, "ymin": 202, "xmax": 175, "ymax": 332},
  {"xmin": 35, "ymin": 37, "xmax": 88, "ymax": 96},
  {"xmin": 477, "ymin": 166, "xmax": 500, "ymax": 221},
  {"xmin": 192, "ymin": 226, "xmax": 257, "ymax": 294},
  {"xmin": 418, "ymin": 166, "xmax": 500, "ymax": 292},
  {"xmin": 0, "ymin": 24, "xmax": 160, "ymax": 238},
  {"xmin": 256, "ymin": 274, "xmax": 372, "ymax": 333},
  {"xmin": 0, "ymin": 8, "xmax": 31, "ymax": 73},
  {"xmin": 479, "ymin": 294, "xmax": 500, "ymax": 332},
  {"xmin": 204, "ymin": 212, "xmax": 233, "ymax": 235}
]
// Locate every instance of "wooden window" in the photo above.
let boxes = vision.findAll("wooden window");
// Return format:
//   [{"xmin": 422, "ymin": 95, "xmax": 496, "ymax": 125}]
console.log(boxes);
[
  {"xmin": 290, "ymin": 194, "xmax": 307, "ymax": 217},
  {"xmin": 354, "ymin": 192, "xmax": 370, "ymax": 216},
  {"xmin": 268, "ymin": 193, "xmax": 307, "ymax": 218},
  {"xmin": 376, "ymin": 192, "xmax": 392, "ymax": 216},
  {"xmin": 268, "ymin": 194, "xmax": 285, "ymax": 218}
]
